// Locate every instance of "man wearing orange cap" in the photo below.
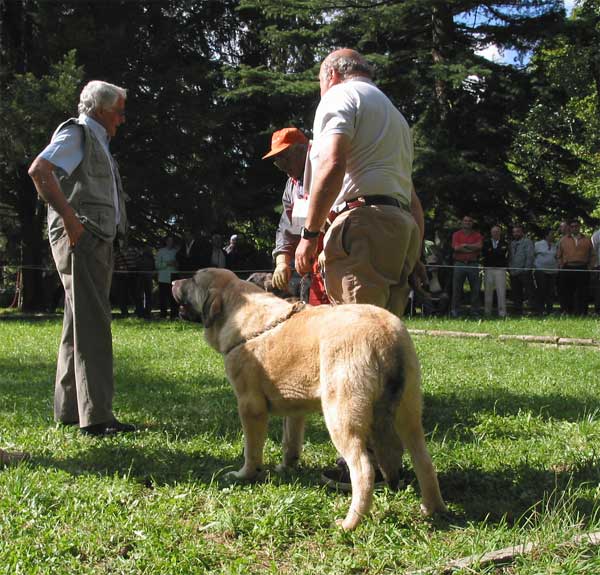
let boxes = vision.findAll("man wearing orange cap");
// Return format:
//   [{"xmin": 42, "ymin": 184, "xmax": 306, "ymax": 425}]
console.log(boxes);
[{"xmin": 263, "ymin": 127, "xmax": 329, "ymax": 305}]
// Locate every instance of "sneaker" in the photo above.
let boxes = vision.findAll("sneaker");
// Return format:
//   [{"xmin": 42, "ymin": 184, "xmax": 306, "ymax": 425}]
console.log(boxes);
[
  {"xmin": 320, "ymin": 457, "xmax": 388, "ymax": 492},
  {"xmin": 81, "ymin": 419, "xmax": 136, "ymax": 437}
]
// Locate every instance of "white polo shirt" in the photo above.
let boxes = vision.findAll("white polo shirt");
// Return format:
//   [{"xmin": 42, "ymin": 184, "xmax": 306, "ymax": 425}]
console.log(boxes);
[{"xmin": 310, "ymin": 77, "xmax": 413, "ymax": 209}]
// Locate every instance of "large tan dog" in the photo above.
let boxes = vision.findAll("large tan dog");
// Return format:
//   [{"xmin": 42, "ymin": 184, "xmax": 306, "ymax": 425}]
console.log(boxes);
[{"xmin": 172, "ymin": 268, "xmax": 446, "ymax": 529}]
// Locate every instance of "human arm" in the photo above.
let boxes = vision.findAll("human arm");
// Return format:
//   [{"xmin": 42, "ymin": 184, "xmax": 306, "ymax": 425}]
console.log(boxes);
[
  {"xmin": 155, "ymin": 250, "xmax": 166, "ymax": 271},
  {"xmin": 272, "ymin": 180, "xmax": 300, "ymax": 289},
  {"xmin": 28, "ymin": 156, "xmax": 84, "ymax": 247},
  {"xmin": 587, "ymin": 238, "xmax": 595, "ymax": 268},
  {"xmin": 410, "ymin": 186, "xmax": 424, "ymax": 243},
  {"xmin": 457, "ymin": 236, "xmax": 483, "ymax": 253},
  {"xmin": 295, "ymin": 133, "xmax": 349, "ymax": 275},
  {"xmin": 525, "ymin": 239, "xmax": 535, "ymax": 269},
  {"xmin": 556, "ymin": 240, "xmax": 563, "ymax": 268}
]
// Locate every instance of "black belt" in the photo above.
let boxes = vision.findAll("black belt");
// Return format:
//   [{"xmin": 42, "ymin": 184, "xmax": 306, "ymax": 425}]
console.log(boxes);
[
  {"xmin": 326, "ymin": 195, "xmax": 407, "ymax": 231},
  {"xmin": 357, "ymin": 195, "xmax": 400, "ymax": 208}
]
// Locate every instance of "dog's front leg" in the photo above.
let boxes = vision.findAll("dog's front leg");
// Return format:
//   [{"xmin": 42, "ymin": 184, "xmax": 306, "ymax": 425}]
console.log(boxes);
[
  {"xmin": 230, "ymin": 394, "xmax": 269, "ymax": 480},
  {"xmin": 277, "ymin": 415, "xmax": 305, "ymax": 471}
]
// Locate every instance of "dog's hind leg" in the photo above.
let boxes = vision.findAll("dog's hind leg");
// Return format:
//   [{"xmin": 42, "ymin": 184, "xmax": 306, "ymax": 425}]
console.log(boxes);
[
  {"xmin": 277, "ymin": 415, "xmax": 305, "ymax": 471},
  {"xmin": 371, "ymin": 366, "xmax": 405, "ymax": 488},
  {"xmin": 371, "ymin": 420, "xmax": 404, "ymax": 489},
  {"xmin": 322, "ymin": 394, "xmax": 374, "ymax": 530},
  {"xmin": 230, "ymin": 393, "xmax": 269, "ymax": 480},
  {"xmin": 395, "ymin": 387, "xmax": 447, "ymax": 515}
]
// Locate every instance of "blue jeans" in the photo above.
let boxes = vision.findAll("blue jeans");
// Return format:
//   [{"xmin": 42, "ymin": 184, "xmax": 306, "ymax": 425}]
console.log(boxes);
[{"xmin": 451, "ymin": 261, "xmax": 481, "ymax": 316}]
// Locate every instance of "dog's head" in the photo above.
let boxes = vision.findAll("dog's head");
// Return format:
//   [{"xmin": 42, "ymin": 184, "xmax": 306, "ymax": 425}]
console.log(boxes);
[{"xmin": 172, "ymin": 268, "xmax": 238, "ymax": 327}]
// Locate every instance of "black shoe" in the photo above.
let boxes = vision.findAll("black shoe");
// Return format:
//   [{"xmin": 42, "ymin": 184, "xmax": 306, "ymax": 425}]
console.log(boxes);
[
  {"xmin": 320, "ymin": 457, "xmax": 390, "ymax": 492},
  {"xmin": 81, "ymin": 419, "xmax": 136, "ymax": 437}
]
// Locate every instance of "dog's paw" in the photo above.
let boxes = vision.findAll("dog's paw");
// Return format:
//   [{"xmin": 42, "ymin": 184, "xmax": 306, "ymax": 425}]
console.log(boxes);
[
  {"xmin": 420, "ymin": 501, "xmax": 448, "ymax": 516},
  {"xmin": 275, "ymin": 461, "xmax": 299, "ymax": 473},
  {"xmin": 336, "ymin": 516, "xmax": 360, "ymax": 531},
  {"xmin": 224, "ymin": 468, "xmax": 264, "ymax": 483}
]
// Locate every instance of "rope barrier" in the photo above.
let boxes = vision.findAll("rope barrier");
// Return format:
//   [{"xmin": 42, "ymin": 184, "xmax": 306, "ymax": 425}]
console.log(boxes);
[
  {"xmin": 2, "ymin": 263, "xmax": 596, "ymax": 274},
  {"xmin": 0, "ymin": 264, "xmax": 274, "ymax": 275}
]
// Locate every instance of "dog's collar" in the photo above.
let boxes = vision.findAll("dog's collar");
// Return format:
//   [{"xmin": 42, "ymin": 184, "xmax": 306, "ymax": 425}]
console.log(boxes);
[{"xmin": 223, "ymin": 301, "xmax": 307, "ymax": 355}]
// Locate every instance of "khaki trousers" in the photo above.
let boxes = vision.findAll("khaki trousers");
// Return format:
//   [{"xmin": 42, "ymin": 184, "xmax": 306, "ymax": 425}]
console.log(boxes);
[
  {"xmin": 321, "ymin": 205, "xmax": 420, "ymax": 317},
  {"xmin": 51, "ymin": 229, "xmax": 115, "ymax": 428},
  {"xmin": 484, "ymin": 268, "xmax": 507, "ymax": 317}
]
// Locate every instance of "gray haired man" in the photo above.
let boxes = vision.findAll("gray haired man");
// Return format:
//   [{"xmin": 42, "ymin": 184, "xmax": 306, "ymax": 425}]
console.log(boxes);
[{"xmin": 28, "ymin": 80, "xmax": 135, "ymax": 436}]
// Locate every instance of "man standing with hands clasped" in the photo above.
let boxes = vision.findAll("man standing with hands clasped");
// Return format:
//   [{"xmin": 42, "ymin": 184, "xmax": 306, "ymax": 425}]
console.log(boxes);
[
  {"xmin": 450, "ymin": 216, "xmax": 483, "ymax": 317},
  {"xmin": 28, "ymin": 81, "xmax": 135, "ymax": 437},
  {"xmin": 294, "ymin": 48, "xmax": 424, "ymax": 489}
]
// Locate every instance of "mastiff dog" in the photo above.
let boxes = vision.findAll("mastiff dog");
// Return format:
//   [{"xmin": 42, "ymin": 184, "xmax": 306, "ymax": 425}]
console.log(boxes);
[{"xmin": 172, "ymin": 268, "xmax": 446, "ymax": 530}]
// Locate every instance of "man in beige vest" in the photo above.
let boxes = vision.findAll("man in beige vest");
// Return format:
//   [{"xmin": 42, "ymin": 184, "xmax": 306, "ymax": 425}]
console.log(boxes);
[{"xmin": 28, "ymin": 81, "xmax": 134, "ymax": 436}]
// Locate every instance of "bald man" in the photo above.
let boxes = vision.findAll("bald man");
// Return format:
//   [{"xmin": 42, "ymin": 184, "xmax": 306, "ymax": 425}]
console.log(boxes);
[
  {"xmin": 295, "ymin": 48, "xmax": 423, "ymax": 317},
  {"xmin": 294, "ymin": 48, "xmax": 424, "ymax": 490}
]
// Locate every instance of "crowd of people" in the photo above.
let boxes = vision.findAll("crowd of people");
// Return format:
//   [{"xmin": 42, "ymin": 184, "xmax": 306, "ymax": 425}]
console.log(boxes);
[
  {"xmin": 111, "ymin": 231, "xmax": 245, "ymax": 319},
  {"xmin": 422, "ymin": 217, "xmax": 600, "ymax": 318}
]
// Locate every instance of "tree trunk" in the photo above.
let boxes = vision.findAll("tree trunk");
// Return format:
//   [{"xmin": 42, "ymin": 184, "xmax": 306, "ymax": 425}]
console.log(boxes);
[
  {"xmin": 431, "ymin": 2, "xmax": 454, "ymax": 123},
  {"xmin": 17, "ymin": 165, "xmax": 46, "ymax": 312}
]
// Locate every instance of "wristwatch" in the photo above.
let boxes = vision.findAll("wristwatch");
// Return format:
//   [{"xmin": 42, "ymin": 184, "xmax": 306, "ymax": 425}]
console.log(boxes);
[{"xmin": 300, "ymin": 227, "xmax": 320, "ymax": 239}]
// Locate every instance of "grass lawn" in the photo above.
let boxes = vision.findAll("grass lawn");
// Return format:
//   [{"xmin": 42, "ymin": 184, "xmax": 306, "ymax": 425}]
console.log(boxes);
[{"xmin": 1, "ymin": 313, "xmax": 600, "ymax": 574}]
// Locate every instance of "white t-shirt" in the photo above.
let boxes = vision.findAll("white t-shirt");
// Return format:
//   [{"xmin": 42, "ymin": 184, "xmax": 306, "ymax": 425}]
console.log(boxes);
[{"xmin": 310, "ymin": 77, "xmax": 413, "ymax": 208}]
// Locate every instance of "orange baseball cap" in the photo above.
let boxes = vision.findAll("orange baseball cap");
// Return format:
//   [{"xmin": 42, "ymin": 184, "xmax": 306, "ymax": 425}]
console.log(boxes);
[{"xmin": 262, "ymin": 127, "xmax": 309, "ymax": 159}]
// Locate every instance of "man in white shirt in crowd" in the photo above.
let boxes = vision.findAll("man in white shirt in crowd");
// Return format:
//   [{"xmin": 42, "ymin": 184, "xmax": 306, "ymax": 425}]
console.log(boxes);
[{"xmin": 533, "ymin": 229, "xmax": 558, "ymax": 315}]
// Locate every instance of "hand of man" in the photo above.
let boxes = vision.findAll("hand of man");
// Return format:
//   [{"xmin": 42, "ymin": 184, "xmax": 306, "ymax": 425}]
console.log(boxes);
[
  {"xmin": 295, "ymin": 237, "xmax": 318, "ymax": 275},
  {"xmin": 413, "ymin": 260, "xmax": 428, "ymax": 289},
  {"xmin": 64, "ymin": 212, "xmax": 85, "ymax": 247},
  {"xmin": 272, "ymin": 255, "xmax": 291, "ymax": 291}
]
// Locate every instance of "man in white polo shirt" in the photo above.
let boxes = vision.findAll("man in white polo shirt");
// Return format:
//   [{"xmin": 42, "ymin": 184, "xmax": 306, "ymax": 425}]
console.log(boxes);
[
  {"xmin": 295, "ymin": 48, "xmax": 423, "ymax": 317},
  {"xmin": 28, "ymin": 80, "xmax": 134, "ymax": 437},
  {"xmin": 295, "ymin": 48, "xmax": 424, "ymax": 490}
]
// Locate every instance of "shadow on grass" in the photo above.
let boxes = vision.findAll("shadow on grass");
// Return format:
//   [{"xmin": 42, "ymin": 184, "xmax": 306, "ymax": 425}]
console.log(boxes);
[
  {"xmin": 422, "ymin": 389, "xmax": 599, "ymax": 440},
  {"xmin": 438, "ymin": 459, "xmax": 600, "ymax": 525},
  {"xmin": 29, "ymin": 440, "xmax": 331, "ymax": 492}
]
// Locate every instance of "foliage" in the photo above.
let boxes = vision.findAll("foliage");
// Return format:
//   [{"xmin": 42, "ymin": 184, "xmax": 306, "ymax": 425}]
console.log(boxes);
[
  {"xmin": 0, "ymin": 49, "xmax": 84, "ymax": 309},
  {"xmin": 1, "ymin": 0, "xmax": 599, "ymax": 310},
  {"xmin": 509, "ymin": 0, "xmax": 600, "ymax": 227},
  {"xmin": 1, "ymin": 316, "xmax": 600, "ymax": 572}
]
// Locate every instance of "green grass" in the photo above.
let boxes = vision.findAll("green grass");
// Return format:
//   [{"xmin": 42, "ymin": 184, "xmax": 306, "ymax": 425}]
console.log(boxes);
[
  {"xmin": 1, "ymin": 315, "xmax": 600, "ymax": 574},
  {"xmin": 405, "ymin": 314, "xmax": 600, "ymax": 340}
]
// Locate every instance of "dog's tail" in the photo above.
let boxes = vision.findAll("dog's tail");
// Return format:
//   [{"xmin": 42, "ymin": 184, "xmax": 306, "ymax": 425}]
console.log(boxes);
[{"xmin": 371, "ymin": 347, "xmax": 405, "ymax": 487}]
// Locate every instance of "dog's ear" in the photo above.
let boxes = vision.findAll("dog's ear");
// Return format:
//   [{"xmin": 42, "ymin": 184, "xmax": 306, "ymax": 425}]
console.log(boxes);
[{"xmin": 201, "ymin": 288, "xmax": 222, "ymax": 327}]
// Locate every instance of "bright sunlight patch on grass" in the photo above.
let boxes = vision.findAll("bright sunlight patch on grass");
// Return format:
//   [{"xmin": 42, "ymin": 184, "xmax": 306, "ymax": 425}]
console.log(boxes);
[{"xmin": 1, "ymin": 315, "xmax": 599, "ymax": 573}]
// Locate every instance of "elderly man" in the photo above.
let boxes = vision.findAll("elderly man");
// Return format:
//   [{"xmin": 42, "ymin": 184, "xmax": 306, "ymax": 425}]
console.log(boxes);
[
  {"xmin": 28, "ymin": 81, "xmax": 134, "ymax": 436},
  {"xmin": 295, "ymin": 48, "xmax": 424, "ymax": 317},
  {"xmin": 481, "ymin": 225, "xmax": 508, "ymax": 318},
  {"xmin": 294, "ymin": 48, "xmax": 424, "ymax": 489},
  {"xmin": 263, "ymin": 127, "xmax": 328, "ymax": 304}
]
